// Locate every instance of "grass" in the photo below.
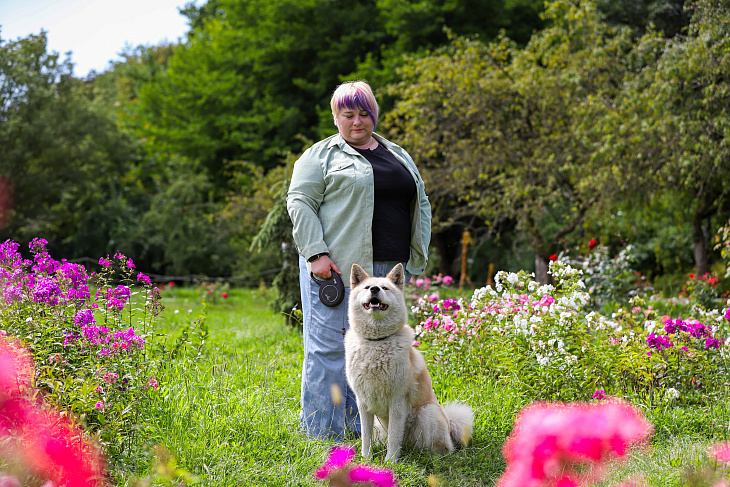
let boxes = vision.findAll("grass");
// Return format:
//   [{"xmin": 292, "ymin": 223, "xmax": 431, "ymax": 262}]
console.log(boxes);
[{"xmin": 115, "ymin": 286, "xmax": 730, "ymax": 486}]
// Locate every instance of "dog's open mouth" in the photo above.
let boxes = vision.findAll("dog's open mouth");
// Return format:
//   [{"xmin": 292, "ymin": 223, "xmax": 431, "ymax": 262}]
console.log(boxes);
[{"xmin": 363, "ymin": 297, "xmax": 389, "ymax": 311}]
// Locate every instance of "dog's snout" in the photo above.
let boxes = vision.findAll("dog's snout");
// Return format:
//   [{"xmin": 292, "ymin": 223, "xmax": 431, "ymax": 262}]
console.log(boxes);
[{"xmin": 370, "ymin": 286, "xmax": 380, "ymax": 294}]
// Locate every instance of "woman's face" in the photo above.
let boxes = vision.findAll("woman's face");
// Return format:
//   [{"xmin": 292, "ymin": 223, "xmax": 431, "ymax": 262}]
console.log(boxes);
[{"xmin": 335, "ymin": 108, "xmax": 375, "ymax": 148}]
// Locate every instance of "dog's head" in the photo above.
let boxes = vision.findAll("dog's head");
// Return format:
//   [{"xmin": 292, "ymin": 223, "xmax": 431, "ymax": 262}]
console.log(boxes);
[{"xmin": 347, "ymin": 263, "xmax": 407, "ymax": 339}]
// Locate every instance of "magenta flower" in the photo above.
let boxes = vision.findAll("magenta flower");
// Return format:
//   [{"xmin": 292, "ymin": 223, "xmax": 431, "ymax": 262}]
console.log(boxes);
[
  {"xmin": 646, "ymin": 333, "xmax": 673, "ymax": 350},
  {"xmin": 314, "ymin": 445, "xmax": 398, "ymax": 486},
  {"xmin": 99, "ymin": 256, "xmax": 112, "ymax": 267},
  {"xmin": 442, "ymin": 275, "xmax": 454, "ymax": 285},
  {"xmin": 31, "ymin": 277, "xmax": 62, "ymax": 305},
  {"xmin": 349, "ymin": 465, "xmax": 397, "ymax": 487},
  {"xmin": 94, "ymin": 401, "xmax": 105, "ymax": 410},
  {"xmin": 497, "ymin": 400, "xmax": 653, "ymax": 487},
  {"xmin": 74, "ymin": 309, "xmax": 96, "ymax": 327},
  {"xmin": 538, "ymin": 294, "xmax": 555, "ymax": 307},
  {"xmin": 724, "ymin": 307, "xmax": 730, "ymax": 321},
  {"xmin": 315, "ymin": 446, "xmax": 356, "ymax": 479},
  {"xmin": 137, "ymin": 272, "xmax": 152, "ymax": 285},
  {"xmin": 592, "ymin": 389, "xmax": 605, "ymax": 400}
]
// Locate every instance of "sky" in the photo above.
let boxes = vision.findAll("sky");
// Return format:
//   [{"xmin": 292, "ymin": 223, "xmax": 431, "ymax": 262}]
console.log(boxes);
[{"xmin": 0, "ymin": 0, "xmax": 193, "ymax": 78}]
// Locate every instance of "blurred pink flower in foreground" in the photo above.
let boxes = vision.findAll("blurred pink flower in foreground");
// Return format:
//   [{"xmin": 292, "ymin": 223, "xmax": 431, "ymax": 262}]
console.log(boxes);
[
  {"xmin": 497, "ymin": 399, "xmax": 653, "ymax": 487},
  {"xmin": 314, "ymin": 445, "xmax": 397, "ymax": 487},
  {"xmin": 711, "ymin": 442, "xmax": 730, "ymax": 463},
  {"xmin": 1, "ymin": 338, "xmax": 104, "ymax": 486}
]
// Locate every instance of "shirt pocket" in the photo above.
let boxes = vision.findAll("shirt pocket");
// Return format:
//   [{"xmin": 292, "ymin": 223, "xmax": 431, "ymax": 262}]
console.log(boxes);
[{"xmin": 325, "ymin": 159, "xmax": 357, "ymax": 192}]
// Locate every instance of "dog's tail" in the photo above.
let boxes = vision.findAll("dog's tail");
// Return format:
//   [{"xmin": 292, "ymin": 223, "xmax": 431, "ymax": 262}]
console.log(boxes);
[{"xmin": 444, "ymin": 402, "xmax": 474, "ymax": 447}]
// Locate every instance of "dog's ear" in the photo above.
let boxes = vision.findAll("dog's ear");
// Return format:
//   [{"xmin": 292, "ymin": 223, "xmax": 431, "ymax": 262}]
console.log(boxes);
[
  {"xmin": 386, "ymin": 263, "xmax": 405, "ymax": 291},
  {"xmin": 351, "ymin": 264, "xmax": 369, "ymax": 288}
]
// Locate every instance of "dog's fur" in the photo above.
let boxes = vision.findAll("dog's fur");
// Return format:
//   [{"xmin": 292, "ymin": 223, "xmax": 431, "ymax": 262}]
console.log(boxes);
[{"xmin": 344, "ymin": 263, "xmax": 473, "ymax": 462}]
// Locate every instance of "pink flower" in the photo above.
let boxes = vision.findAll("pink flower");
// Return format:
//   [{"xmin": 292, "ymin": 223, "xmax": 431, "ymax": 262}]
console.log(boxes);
[
  {"xmin": 538, "ymin": 295, "xmax": 555, "ymax": 307},
  {"xmin": 412, "ymin": 341, "xmax": 420, "ymax": 347},
  {"xmin": 148, "ymin": 377, "xmax": 159, "ymax": 390},
  {"xmin": 442, "ymin": 275, "xmax": 454, "ymax": 285},
  {"xmin": 427, "ymin": 293, "xmax": 439, "ymax": 303},
  {"xmin": 711, "ymin": 442, "xmax": 730, "ymax": 463},
  {"xmin": 592, "ymin": 389, "xmax": 606, "ymax": 400},
  {"xmin": 103, "ymin": 372, "xmax": 119, "ymax": 384},
  {"xmin": 496, "ymin": 400, "xmax": 652, "ymax": 487},
  {"xmin": 415, "ymin": 278, "xmax": 424, "ymax": 287},
  {"xmin": 94, "ymin": 401, "xmax": 105, "ymax": 410},
  {"xmin": 315, "ymin": 446, "xmax": 356, "ymax": 480},
  {"xmin": 349, "ymin": 465, "xmax": 397, "ymax": 487},
  {"xmin": 98, "ymin": 256, "xmax": 112, "ymax": 267}
]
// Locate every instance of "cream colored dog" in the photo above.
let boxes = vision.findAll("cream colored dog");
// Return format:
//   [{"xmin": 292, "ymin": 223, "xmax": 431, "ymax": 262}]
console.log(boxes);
[{"xmin": 344, "ymin": 263, "xmax": 473, "ymax": 462}]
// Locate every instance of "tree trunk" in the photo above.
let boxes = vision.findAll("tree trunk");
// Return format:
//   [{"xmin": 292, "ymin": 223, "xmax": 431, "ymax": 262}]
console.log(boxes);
[
  {"xmin": 535, "ymin": 254, "xmax": 550, "ymax": 285},
  {"xmin": 692, "ymin": 216, "xmax": 709, "ymax": 277}
]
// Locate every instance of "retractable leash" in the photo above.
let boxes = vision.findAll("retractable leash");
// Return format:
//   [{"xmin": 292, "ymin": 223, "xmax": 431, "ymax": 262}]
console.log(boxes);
[{"xmin": 310, "ymin": 271, "xmax": 345, "ymax": 308}]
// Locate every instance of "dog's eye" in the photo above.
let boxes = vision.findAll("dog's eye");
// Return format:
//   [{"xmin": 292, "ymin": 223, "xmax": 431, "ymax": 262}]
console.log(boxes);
[
  {"xmin": 364, "ymin": 286, "xmax": 370, "ymax": 289},
  {"xmin": 382, "ymin": 286, "xmax": 389, "ymax": 290}
]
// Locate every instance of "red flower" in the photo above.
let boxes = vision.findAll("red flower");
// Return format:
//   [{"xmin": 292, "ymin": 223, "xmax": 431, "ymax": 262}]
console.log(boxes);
[
  {"xmin": 688, "ymin": 274, "xmax": 695, "ymax": 279},
  {"xmin": 221, "ymin": 292, "xmax": 229, "ymax": 299},
  {"xmin": 588, "ymin": 239, "xmax": 597, "ymax": 249},
  {"xmin": 549, "ymin": 254, "xmax": 558, "ymax": 262},
  {"xmin": 708, "ymin": 277, "xmax": 718, "ymax": 286},
  {"xmin": 168, "ymin": 281, "xmax": 175, "ymax": 287}
]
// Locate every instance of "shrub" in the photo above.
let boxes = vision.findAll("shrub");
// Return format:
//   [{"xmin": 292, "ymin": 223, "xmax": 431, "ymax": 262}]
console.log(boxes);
[
  {"xmin": 0, "ymin": 238, "xmax": 163, "ymax": 462},
  {"xmin": 411, "ymin": 260, "xmax": 730, "ymax": 405}
]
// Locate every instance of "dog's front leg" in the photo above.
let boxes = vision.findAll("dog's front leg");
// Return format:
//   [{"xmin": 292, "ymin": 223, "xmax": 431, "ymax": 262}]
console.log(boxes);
[
  {"xmin": 385, "ymin": 396, "xmax": 408, "ymax": 463},
  {"xmin": 359, "ymin": 407, "xmax": 375, "ymax": 459}
]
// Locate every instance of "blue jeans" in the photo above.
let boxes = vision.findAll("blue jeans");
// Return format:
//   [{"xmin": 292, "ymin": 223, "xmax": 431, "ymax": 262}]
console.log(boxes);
[{"xmin": 298, "ymin": 257, "xmax": 409, "ymax": 440}]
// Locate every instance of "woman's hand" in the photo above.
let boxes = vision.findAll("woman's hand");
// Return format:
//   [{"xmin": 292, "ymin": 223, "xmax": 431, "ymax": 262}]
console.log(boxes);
[{"xmin": 311, "ymin": 255, "xmax": 340, "ymax": 279}]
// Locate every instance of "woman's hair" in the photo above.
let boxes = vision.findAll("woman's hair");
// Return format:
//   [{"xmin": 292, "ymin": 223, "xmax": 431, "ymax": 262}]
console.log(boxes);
[{"xmin": 330, "ymin": 81, "xmax": 379, "ymax": 129}]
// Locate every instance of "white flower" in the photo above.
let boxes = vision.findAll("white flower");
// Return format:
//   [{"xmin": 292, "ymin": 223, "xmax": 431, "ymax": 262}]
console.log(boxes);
[
  {"xmin": 664, "ymin": 388, "xmax": 680, "ymax": 401},
  {"xmin": 507, "ymin": 273, "xmax": 519, "ymax": 284},
  {"xmin": 645, "ymin": 321, "xmax": 657, "ymax": 333}
]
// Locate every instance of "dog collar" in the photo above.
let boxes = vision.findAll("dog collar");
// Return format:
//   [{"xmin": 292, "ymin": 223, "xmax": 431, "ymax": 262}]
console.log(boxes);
[{"xmin": 364, "ymin": 334, "xmax": 394, "ymax": 342}]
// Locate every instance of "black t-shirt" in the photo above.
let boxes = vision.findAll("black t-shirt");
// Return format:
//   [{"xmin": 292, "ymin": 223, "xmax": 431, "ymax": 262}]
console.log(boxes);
[{"xmin": 354, "ymin": 144, "xmax": 416, "ymax": 262}]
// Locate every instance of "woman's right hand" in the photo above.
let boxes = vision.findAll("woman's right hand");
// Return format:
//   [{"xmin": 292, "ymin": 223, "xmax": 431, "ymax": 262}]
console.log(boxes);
[{"xmin": 311, "ymin": 255, "xmax": 341, "ymax": 279}]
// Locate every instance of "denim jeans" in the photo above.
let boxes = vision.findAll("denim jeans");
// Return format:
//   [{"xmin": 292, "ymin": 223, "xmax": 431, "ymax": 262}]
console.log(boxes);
[{"xmin": 298, "ymin": 256, "xmax": 409, "ymax": 440}]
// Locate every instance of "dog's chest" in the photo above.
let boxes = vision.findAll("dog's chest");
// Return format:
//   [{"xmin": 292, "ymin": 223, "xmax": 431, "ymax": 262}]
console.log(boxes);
[{"xmin": 346, "ymin": 339, "xmax": 410, "ymax": 412}]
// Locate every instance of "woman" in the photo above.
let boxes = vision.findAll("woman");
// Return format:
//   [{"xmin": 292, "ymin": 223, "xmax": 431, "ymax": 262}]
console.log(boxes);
[{"xmin": 287, "ymin": 81, "xmax": 431, "ymax": 440}]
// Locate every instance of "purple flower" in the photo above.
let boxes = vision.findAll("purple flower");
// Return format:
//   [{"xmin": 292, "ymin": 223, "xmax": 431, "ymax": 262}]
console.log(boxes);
[
  {"xmin": 136, "ymin": 272, "xmax": 151, "ymax": 285},
  {"xmin": 31, "ymin": 277, "xmax": 62, "ymax": 305},
  {"xmin": 3, "ymin": 285, "xmax": 23, "ymax": 303},
  {"xmin": 687, "ymin": 322, "xmax": 710, "ymax": 338},
  {"xmin": 82, "ymin": 324, "xmax": 110, "ymax": 343},
  {"xmin": 0, "ymin": 240, "xmax": 23, "ymax": 267},
  {"xmin": 29, "ymin": 238, "xmax": 48, "ymax": 253},
  {"xmin": 664, "ymin": 319, "xmax": 688, "ymax": 335},
  {"xmin": 705, "ymin": 337, "xmax": 723, "ymax": 349},
  {"xmin": 724, "ymin": 307, "xmax": 730, "ymax": 322},
  {"xmin": 646, "ymin": 333, "xmax": 673, "ymax": 350},
  {"xmin": 443, "ymin": 298, "xmax": 461, "ymax": 312},
  {"xmin": 74, "ymin": 309, "xmax": 96, "ymax": 327}
]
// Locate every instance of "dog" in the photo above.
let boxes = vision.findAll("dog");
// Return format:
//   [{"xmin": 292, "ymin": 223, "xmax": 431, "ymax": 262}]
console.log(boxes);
[{"xmin": 344, "ymin": 263, "xmax": 473, "ymax": 462}]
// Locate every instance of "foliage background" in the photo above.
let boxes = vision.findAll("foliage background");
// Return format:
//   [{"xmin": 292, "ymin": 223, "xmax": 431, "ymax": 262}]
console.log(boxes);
[{"xmin": 1, "ymin": 0, "xmax": 729, "ymax": 296}]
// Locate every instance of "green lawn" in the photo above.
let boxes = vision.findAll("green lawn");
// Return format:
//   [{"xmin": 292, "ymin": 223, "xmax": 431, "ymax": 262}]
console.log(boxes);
[{"xmin": 120, "ymin": 287, "xmax": 730, "ymax": 486}]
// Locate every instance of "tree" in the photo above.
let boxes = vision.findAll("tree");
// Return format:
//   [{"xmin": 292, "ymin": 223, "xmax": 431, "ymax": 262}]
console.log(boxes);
[
  {"xmin": 385, "ymin": 0, "xmax": 637, "ymax": 283},
  {"xmin": 0, "ymin": 32, "xmax": 141, "ymax": 257},
  {"xmin": 606, "ymin": 0, "xmax": 730, "ymax": 277}
]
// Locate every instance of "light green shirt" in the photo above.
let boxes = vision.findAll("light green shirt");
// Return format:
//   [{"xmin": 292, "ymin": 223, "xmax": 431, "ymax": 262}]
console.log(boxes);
[{"xmin": 287, "ymin": 132, "xmax": 431, "ymax": 279}]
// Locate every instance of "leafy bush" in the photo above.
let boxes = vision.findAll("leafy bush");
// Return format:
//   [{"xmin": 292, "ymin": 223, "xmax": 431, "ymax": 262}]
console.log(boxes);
[
  {"xmin": 0, "ymin": 238, "xmax": 163, "ymax": 462},
  {"xmin": 560, "ymin": 243, "xmax": 651, "ymax": 309}
]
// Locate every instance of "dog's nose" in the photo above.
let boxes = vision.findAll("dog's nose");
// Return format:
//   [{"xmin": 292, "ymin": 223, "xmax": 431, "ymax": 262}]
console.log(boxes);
[{"xmin": 370, "ymin": 286, "xmax": 380, "ymax": 294}]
